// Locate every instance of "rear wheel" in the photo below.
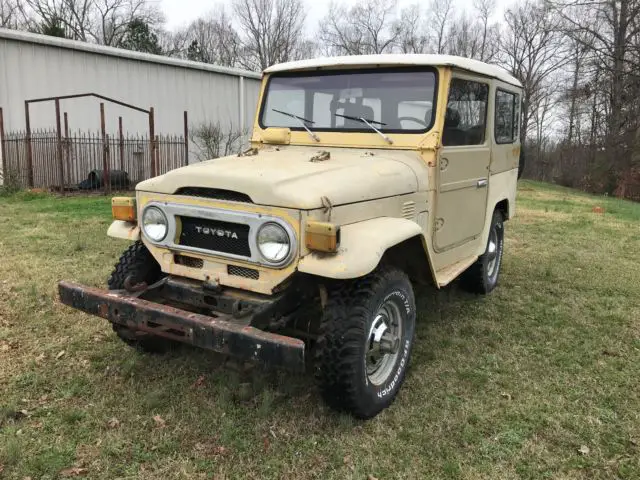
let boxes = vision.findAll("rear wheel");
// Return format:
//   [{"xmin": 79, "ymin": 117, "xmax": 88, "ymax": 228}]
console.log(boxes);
[
  {"xmin": 314, "ymin": 267, "xmax": 416, "ymax": 419},
  {"xmin": 462, "ymin": 210, "xmax": 504, "ymax": 294},
  {"xmin": 108, "ymin": 241, "xmax": 175, "ymax": 353}
]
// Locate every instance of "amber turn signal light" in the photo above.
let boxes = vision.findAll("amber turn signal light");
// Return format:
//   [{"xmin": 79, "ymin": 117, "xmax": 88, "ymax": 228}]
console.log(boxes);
[
  {"xmin": 111, "ymin": 197, "xmax": 136, "ymax": 222},
  {"xmin": 305, "ymin": 221, "xmax": 339, "ymax": 253}
]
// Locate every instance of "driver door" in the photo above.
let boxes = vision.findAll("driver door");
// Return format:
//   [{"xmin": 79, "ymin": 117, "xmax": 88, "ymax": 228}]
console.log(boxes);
[{"xmin": 433, "ymin": 75, "xmax": 491, "ymax": 252}]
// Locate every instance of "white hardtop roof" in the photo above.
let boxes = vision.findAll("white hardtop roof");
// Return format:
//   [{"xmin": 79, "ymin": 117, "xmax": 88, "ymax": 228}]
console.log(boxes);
[{"xmin": 265, "ymin": 54, "xmax": 522, "ymax": 88}]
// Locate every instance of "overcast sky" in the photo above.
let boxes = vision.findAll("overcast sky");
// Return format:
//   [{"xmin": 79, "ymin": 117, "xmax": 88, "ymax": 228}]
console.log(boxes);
[{"xmin": 161, "ymin": 0, "xmax": 513, "ymax": 31}]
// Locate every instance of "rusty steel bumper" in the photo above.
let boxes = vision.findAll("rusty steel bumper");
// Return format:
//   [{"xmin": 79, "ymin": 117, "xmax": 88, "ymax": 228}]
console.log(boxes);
[{"xmin": 58, "ymin": 281, "xmax": 305, "ymax": 371}]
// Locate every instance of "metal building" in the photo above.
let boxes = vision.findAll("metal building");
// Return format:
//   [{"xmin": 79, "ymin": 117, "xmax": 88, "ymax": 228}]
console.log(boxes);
[{"xmin": 0, "ymin": 28, "xmax": 261, "ymax": 185}]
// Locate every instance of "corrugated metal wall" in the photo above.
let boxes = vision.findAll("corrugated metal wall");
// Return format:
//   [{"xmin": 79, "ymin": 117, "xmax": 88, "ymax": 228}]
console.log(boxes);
[{"xmin": 0, "ymin": 29, "xmax": 261, "ymax": 169}]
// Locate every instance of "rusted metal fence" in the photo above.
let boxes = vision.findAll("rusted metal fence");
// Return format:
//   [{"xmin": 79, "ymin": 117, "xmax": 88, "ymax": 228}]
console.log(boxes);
[{"xmin": 2, "ymin": 129, "xmax": 186, "ymax": 192}]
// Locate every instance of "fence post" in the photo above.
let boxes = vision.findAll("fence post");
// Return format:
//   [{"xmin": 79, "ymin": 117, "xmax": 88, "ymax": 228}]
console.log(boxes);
[
  {"xmin": 154, "ymin": 135, "xmax": 160, "ymax": 176},
  {"xmin": 0, "ymin": 107, "xmax": 6, "ymax": 185},
  {"xmin": 24, "ymin": 101, "xmax": 34, "ymax": 187},
  {"xmin": 148, "ymin": 107, "xmax": 155, "ymax": 177},
  {"xmin": 118, "ymin": 116, "xmax": 124, "ymax": 172},
  {"xmin": 183, "ymin": 110, "xmax": 189, "ymax": 166},
  {"xmin": 100, "ymin": 103, "xmax": 110, "ymax": 193},
  {"xmin": 63, "ymin": 112, "xmax": 70, "ymax": 187},
  {"xmin": 54, "ymin": 99, "xmax": 65, "ymax": 195}
]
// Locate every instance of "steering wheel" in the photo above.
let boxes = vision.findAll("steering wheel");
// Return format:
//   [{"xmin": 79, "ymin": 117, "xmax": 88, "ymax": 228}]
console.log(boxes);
[{"xmin": 397, "ymin": 116, "xmax": 429, "ymax": 128}]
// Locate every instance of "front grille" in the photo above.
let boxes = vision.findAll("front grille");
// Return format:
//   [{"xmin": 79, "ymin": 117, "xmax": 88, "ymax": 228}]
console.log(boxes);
[
  {"xmin": 175, "ymin": 187, "xmax": 253, "ymax": 203},
  {"xmin": 174, "ymin": 254, "xmax": 204, "ymax": 269},
  {"xmin": 227, "ymin": 265, "xmax": 259, "ymax": 280},
  {"xmin": 178, "ymin": 216, "xmax": 251, "ymax": 257}
]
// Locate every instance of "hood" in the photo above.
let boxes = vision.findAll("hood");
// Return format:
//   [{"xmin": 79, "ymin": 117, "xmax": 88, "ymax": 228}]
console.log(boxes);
[{"xmin": 137, "ymin": 146, "xmax": 419, "ymax": 209}]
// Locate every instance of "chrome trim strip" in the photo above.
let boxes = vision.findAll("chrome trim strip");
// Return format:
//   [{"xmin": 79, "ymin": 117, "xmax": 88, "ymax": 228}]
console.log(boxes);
[{"xmin": 141, "ymin": 202, "xmax": 297, "ymax": 268}]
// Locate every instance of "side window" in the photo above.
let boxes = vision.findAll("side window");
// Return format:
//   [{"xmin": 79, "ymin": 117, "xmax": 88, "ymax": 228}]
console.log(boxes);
[
  {"xmin": 443, "ymin": 78, "xmax": 489, "ymax": 147},
  {"xmin": 495, "ymin": 90, "xmax": 520, "ymax": 144}
]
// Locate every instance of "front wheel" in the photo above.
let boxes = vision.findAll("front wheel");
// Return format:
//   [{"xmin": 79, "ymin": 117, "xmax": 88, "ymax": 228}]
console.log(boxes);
[
  {"xmin": 314, "ymin": 267, "xmax": 416, "ymax": 419},
  {"xmin": 108, "ymin": 241, "xmax": 176, "ymax": 353}
]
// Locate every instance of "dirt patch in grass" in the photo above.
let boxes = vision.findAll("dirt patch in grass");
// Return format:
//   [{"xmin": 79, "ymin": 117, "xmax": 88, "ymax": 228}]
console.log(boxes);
[{"xmin": 1, "ymin": 182, "xmax": 639, "ymax": 479}]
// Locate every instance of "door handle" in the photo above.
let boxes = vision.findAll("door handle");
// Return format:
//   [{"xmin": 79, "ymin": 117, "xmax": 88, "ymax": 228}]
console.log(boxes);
[{"xmin": 477, "ymin": 179, "xmax": 488, "ymax": 188}]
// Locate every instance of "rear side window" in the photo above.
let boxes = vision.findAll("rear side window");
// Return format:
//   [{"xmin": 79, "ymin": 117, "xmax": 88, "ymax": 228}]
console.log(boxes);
[
  {"xmin": 442, "ymin": 78, "xmax": 489, "ymax": 147},
  {"xmin": 495, "ymin": 90, "xmax": 520, "ymax": 143}
]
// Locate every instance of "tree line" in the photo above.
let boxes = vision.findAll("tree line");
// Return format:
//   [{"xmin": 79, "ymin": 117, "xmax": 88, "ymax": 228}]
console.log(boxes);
[{"xmin": 1, "ymin": 0, "xmax": 639, "ymax": 199}]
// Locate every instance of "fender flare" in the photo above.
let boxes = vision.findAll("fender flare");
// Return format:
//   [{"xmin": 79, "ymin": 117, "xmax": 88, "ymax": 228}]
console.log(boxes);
[
  {"xmin": 107, "ymin": 220, "xmax": 141, "ymax": 241},
  {"xmin": 298, "ymin": 217, "xmax": 426, "ymax": 280}
]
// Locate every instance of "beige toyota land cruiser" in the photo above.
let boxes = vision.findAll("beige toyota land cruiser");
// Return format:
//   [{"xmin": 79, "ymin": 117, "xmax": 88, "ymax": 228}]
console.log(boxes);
[{"xmin": 59, "ymin": 54, "xmax": 523, "ymax": 419}]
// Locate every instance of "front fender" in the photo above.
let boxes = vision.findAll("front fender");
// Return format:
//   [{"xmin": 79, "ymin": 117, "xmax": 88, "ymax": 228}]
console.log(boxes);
[
  {"xmin": 298, "ymin": 217, "xmax": 423, "ymax": 280},
  {"xmin": 107, "ymin": 220, "xmax": 141, "ymax": 241}
]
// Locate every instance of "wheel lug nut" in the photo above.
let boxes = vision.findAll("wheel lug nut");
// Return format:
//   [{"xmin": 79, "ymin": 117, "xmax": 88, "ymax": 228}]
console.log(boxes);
[{"xmin": 379, "ymin": 332, "xmax": 399, "ymax": 354}]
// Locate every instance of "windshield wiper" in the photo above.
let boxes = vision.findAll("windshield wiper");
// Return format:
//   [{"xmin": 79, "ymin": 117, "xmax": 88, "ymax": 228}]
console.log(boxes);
[
  {"xmin": 333, "ymin": 113, "xmax": 393, "ymax": 144},
  {"xmin": 272, "ymin": 108, "xmax": 319, "ymax": 142}
]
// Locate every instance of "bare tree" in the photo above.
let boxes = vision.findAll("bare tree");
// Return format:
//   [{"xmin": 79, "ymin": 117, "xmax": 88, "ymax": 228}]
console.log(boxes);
[
  {"xmin": 430, "ymin": 0, "xmax": 453, "ymax": 54},
  {"xmin": 180, "ymin": 10, "xmax": 241, "ymax": 67},
  {"xmin": 447, "ymin": 13, "xmax": 484, "ymax": 58},
  {"xmin": 233, "ymin": 0, "xmax": 306, "ymax": 71},
  {"xmin": 499, "ymin": 0, "xmax": 568, "ymax": 142},
  {"xmin": 190, "ymin": 121, "xmax": 247, "ymax": 160},
  {"xmin": 549, "ymin": 0, "xmax": 640, "ymax": 187},
  {"xmin": 19, "ymin": 0, "xmax": 163, "ymax": 46},
  {"xmin": 474, "ymin": 0, "xmax": 495, "ymax": 60},
  {"xmin": 318, "ymin": 0, "xmax": 400, "ymax": 55},
  {"xmin": 396, "ymin": 4, "xmax": 429, "ymax": 53},
  {"xmin": 0, "ymin": 0, "xmax": 20, "ymax": 28}
]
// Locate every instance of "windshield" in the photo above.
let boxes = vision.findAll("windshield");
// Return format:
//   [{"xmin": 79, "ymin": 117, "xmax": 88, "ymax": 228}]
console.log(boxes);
[{"xmin": 259, "ymin": 68, "xmax": 437, "ymax": 133}]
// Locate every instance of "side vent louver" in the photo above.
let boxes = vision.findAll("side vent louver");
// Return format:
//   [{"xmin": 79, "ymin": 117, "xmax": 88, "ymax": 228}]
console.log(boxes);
[{"xmin": 402, "ymin": 201, "xmax": 416, "ymax": 220}]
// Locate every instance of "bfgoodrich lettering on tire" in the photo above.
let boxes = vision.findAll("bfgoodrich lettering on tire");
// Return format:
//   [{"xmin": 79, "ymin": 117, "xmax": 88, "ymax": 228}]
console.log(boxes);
[{"xmin": 314, "ymin": 267, "xmax": 416, "ymax": 419}]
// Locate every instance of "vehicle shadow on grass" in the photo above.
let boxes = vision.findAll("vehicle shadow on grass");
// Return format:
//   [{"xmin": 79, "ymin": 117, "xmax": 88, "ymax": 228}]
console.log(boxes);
[{"xmin": 112, "ymin": 281, "xmax": 481, "ymax": 425}]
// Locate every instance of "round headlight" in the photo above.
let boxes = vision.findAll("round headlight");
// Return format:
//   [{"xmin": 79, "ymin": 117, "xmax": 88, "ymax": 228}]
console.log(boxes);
[
  {"xmin": 257, "ymin": 223, "xmax": 290, "ymax": 263},
  {"xmin": 142, "ymin": 206, "xmax": 168, "ymax": 242}
]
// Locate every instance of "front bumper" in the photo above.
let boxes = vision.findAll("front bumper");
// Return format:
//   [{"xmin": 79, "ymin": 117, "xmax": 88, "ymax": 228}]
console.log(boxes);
[{"xmin": 58, "ymin": 281, "xmax": 305, "ymax": 371}]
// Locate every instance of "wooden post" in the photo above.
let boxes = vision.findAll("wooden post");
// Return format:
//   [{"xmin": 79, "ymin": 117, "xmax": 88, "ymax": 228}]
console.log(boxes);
[
  {"xmin": 118, "ymin": 116, "xmax": 124, "ymax": 172},
  {"xmin": 100, "ymin": 103, "xmax": 110, "ymax": 193},
  {"xmin": 183, "ymin": 110, "xmax": 189, "ymax": 166},
  {"xmin": 55, "ymin": 99, "xmax": 65, "ymax": 194},
  {"xmin": 24, "ymin": 101, "xmax": 34, "ymax": 187},
  {"xmin": 0, "ymin": 107, "xmax": 6, "ymax": 184},
  {"xmin": 148, "ymin": 107, "xmax": 155, "ymax": 177}
]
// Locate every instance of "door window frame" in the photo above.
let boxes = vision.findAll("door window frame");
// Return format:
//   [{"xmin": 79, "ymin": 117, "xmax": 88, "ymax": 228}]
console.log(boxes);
[
  {"xmin": 442, "ymin": 75, "xmax": 491, "ymax": 148},
  {"xmin": 494, "ymin": 88, "xmax": 520, "ymax": 145}
]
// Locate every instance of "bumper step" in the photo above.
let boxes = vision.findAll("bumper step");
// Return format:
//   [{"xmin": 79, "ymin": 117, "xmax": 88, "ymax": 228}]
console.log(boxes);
[{"xmin": 58, "ymin": 281, "xmax": 305, "ymax": 371}]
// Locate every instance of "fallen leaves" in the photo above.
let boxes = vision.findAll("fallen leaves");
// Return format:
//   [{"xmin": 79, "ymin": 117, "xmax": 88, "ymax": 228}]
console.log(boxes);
[
  {"xmin": 60, "ymin": 467, "xmax": 88, "ymax": 477},
  {"xmin": 107, "ymin": 417, "xmax": 120, "ymax": 429},
  {"xmin": 194, "ymin": 440, "xmax": 230, "ymax": 457},
  {"xmin": 578, "ymin": 445, "xmax": 590, "ymax": 456},
  {"xmin": 152, "ymin": 415, "xmax": 166, "ymax": 428},
  {"xmin": 193, "ymin": 375, "xmax": 205, "ymax": 388}
]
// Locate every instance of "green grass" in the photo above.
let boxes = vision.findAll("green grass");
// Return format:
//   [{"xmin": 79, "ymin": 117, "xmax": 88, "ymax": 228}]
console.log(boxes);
[{"xmin": 1, "ymin": 181, "xmax": 639, "ymax": 479}]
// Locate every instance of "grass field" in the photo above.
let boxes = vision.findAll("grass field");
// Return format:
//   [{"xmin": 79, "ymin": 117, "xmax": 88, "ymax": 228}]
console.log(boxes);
[{"xmin": 0, "ymin": 181, "xmax": 639, "ymax": 479}]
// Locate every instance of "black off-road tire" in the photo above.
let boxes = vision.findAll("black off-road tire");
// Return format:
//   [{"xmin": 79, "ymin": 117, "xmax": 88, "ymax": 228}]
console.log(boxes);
[
  {"xmin": 108, "ymin": 241, "xmax": 174, "ymax": 353},
  {"xmin": 314, "ymin": 267, "xmax": 416, "ymax": 419},
  {"xmin": 461, "ymin": 210, "xmax": 505, "ymax": 294}
]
